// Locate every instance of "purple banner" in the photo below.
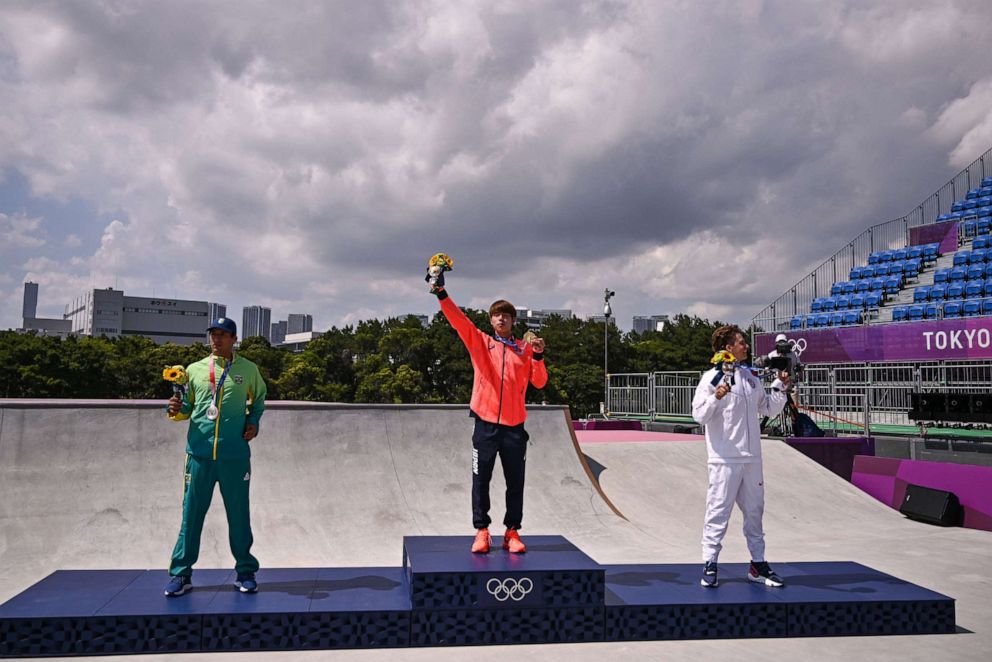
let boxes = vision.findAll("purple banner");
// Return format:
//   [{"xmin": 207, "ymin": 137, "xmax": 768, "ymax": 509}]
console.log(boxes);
[
  {"xmin": 909, "ymin": 220, "xmax": 958, "ymax": 255},
  {"xmin": 755, "ymin": 318, "xmax": 992, "ymax": 363}
]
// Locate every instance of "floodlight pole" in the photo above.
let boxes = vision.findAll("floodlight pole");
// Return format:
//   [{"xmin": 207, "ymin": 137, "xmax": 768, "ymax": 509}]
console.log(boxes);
[{"xmin": 603, "ymin": 288, "xmax": 615, "ymax": 416}]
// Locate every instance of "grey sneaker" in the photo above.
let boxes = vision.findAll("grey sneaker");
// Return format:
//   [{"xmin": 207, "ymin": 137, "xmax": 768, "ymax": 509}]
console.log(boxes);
[
  {"xmin": 700, "ymin": 561, "xmax": 719, "ymax": 588},
  {"xmin": 748, "ymin": 561, "xmax": 784, "ymax": 587}
]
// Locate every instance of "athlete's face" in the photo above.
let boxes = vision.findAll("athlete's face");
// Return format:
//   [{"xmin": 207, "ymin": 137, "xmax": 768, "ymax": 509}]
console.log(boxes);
[
  {"xmin": 209, "ymin": 329, "xmax": 237, "ymax": 358},
  {"xmin": 490, "ymin": 312, "xmax": 514, "ymax": 338},
  {"xmin": 725, "ymin": 333, "xmax": 749, "ymax": 363}
]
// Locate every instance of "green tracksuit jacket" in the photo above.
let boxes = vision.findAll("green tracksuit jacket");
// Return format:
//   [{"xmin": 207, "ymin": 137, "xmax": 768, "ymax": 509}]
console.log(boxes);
[{"xmin": 169, "ymin": 353, "xmax": 267, "ymax": 460}]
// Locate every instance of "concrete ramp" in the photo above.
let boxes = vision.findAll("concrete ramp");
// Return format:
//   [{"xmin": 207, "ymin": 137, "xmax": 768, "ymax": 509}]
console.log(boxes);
[{"xmin": 0, "ymin": 401, "xmax": 634, "ymax": 603}]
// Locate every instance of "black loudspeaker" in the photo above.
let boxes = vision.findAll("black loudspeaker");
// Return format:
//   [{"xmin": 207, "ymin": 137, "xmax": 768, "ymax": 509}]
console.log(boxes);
[
  {"xmin": 910, "ymin": 393, "xmax": 945, "ymax": 420},
  {"xmin": 899, "ymin": 484, "xmax": 962, "ymax": 527},
  {"xmin": 970, "ymin": 393, "xmax": 992, "ymax": 422},
  {"xmin": 946, "ymin": 394, "xmax": 969, "ymax": 415}
]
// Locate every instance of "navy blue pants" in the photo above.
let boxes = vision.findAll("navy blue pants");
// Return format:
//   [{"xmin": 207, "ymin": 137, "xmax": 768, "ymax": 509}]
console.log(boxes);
[{"xmin": 471, "ymin": 417, "xmax": 529, "ymax": 530}]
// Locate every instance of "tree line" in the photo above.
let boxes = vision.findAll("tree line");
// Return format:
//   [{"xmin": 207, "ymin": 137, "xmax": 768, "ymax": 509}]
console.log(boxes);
[{"xmin": 0, "ymin": 309, "xmax": 724, "ymax": 418}]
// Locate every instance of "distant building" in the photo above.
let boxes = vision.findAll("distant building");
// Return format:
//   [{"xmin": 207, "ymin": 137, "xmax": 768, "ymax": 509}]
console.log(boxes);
[
  {"xmin": 242, "ymin": 305, "xmax": 272, "ymax": 341},
  {"xmin": 63, "ymin": 287, "xmax": 211, "ymax": 344},
  {"xmin": 517, "ymin": 307, "xmax": 573, "ymax": 331},
  {"xmin": 270, "ymin": 320, "xmax": 288, "ymax": 345},
  {"xmin": 208, "ymin": 302, "xmax": 227, "ymax": 322},
  {"xmin": 408, "ymin": 314, "xmax": 429, "ymax": 328},
  {"xmin": 287, "ymin": 313, "xmax": 313, "ymax": 334},
  {"xmin": 632, "ymin": 314, "xmax": 669, "ymax": 334},
  {"xmin": 22, "ymin": 282, "xmax": 38, "ymax": 322},
  {"xmin": 588, "ymin": 315, "xmax": 617, "ymax": 326},
  {"xmin": 279, "ymin": 330, "xmax": 323, "ymax": 352}
]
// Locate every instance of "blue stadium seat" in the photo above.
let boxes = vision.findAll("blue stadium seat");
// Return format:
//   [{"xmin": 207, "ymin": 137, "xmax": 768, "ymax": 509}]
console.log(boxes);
[
  {"xmin": 952, "ymin": 201, "xmax": 965, "ymax": 212},
  {"xmin": 951, "ymin": 210, "xmax": 967, "ymax": 220},
  {"xmin": 985, "ymin": 279, "xmax": 992, "ymax": 297},
  {"xmin": 906, "ymin": 246, "xmax": 923, "ymax": 260},
  {"xmin": 903, "ymin": 259, "xmax": 920, "ymax": 278},
  {"xmin": 835, "ymin": 294, "xmax": 850, "ymax": 309},
  {"xmin": 949, "ymin": 267, "xmax": 967, "ymax": 282},
  {"xmin": 884, "ymin": 276, "xmax": 902, "ymax": 295},
  {"xmin": 953, "ymin": 251, "xmax": 971, "ymax": 267},
  {"xmin": 982, "ymin": 186, "xmax": 992, "ymax": 197},
  {"xmin": 946, "ymin": 283, "xmax": 965, "ymax": 300},
  {"xmin": 963, "ymin": 219, "xmax": 978, "ymax": 236},
  {"xmin": 829, "ymin": 312, "xmax": 844, "ymax": 326},
  {"xmin": 979, "ymin": 217, "xmax": 992, "ymax": 234},
  {"xmin": 868, "ymin": 251, "xmax": 881, "ymax": 264},
  {"xmin": 964, "ymin": 199, "xmax": 979, "ymax": 210},
  {"xmin": 969, "ymin": 248, "xmax": 988, "ymax": 264},
  {"xmin": 878, "ymin": 250, "xmax": 893, "ymax": 263},
  {"xmin": 865, "ymin": 292, "xmax": 882, "ymax": 309},
  {"xmin": 913, "ymin": 286, "xmax": 931, "ymax": 303},
  {"xmin": 983, "ymin": 299, "xmax": 992, "ymax": 316},
  {"xmin": 965, "ymin": 280, "xmax": 983, "ymax": 299},
  {"xmin": 967, "ymin": 264, "xmax": 985, "ymax": 281},
  {"xmin": 986, "ymin": 264, "xmax": 992, "ymax": 279},
  {"xmin": 907, "ymin": 304, "xmax": 924, "ymax": 321},
  {"xmin": 980, "ymin": 196, "xmax": 992, "ymax": 207},
  {"xmin": 893, "ymin": 248, "xmax": 907, "ymax": 261},
  {"xmin": 922, "ymin": 244, "xmax": 939, "ymax": 263},
  {"xmin": 842, "ymin": 310, "xmax": 861, "ymax": 325},
  {"xmin": 850, "ymin": 294, "xmax": 865, "ymax": 309},
  {"xmin": 815, "ymin": 313, "xmax": 830, "ymax": 328},
  {"xmin": 966, "ymin": 188, "xmax": 981, "ymax": 200},
  {"xmin": 843, "ymin": 281, "xmax": 857, "ymax": 295},
  {"xmin": 831, "ymin": 282, "xmax": 844, "ymax": 296},
  {"xmin": 870, "ymin": 277, "xmax": 887, "ymax": 292},
  {"xmin": 849, "ymin": 266, "xmax": 864, "ymax": 280},
  {"xmin": 863, "ymin": 264, "xmax": 879, "ymax": 278},
  {"xmin": 975, "ymin": 236, "xmax": 991, "ymax": 249},
  {"xmin": 790, "ymin": 315, "xmax": 803, "ymax": 330},
  {"xmin": 933, "ymin": 267, "xmax": 950, "ymax": 283},
  {"xmin": 930, "ymin": 283, "xmax": 947, "ymax": 300},
  {"xmin": 892, "ymin": 306, "xmax": 908, "ymax": 322},
  {"xmin": 810, "ymin": 298, "xmax": 823, "ymax": 312},
  {"xmin": 979, "ymin": 207, "xmax": 992, "ymax": 219},
  {"xmin": 944, "ymin": 301, "xmax": 962, "ymax": 318},
  {"xmin": 822, "ymin": 296, "xmax": 837, "ymax": 312},
  {"xmin": 982, "ymin": 176, "xmax": 992, "ymax": 187},
  {"xmin": 925, "ymin": 303, "xmax": 940, "ymax": 319},
  {"xmin": 936, "ymin": 213, "xmax": 953, "ymax": 223},
  {"xmin": 963, "ymin": 300, "xmax": 981, "ymax": 317}
]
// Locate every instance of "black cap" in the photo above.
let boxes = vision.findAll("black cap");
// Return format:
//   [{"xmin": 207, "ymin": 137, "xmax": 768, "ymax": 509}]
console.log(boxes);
[{"xmin": 207, "ymin": 317, "xmax": 237, "ymax": 336}]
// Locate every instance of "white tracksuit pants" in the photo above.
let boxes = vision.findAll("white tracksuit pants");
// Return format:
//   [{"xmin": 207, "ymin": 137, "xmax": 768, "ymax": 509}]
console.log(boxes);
[{"xmin": 702, "ymin": 462, "xmax": 765, "ymax": 564}]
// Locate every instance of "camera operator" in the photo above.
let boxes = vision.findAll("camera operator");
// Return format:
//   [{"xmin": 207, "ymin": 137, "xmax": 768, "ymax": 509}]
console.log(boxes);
[{"xmin": 755, "ymin": 334, "xmax": 801, "ymax": 430}]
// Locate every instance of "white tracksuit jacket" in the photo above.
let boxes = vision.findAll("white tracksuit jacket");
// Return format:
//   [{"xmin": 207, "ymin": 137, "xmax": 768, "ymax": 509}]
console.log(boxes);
[{"xmin": 692, "ymin": 366, "xmax": 787, "ymax": 463}]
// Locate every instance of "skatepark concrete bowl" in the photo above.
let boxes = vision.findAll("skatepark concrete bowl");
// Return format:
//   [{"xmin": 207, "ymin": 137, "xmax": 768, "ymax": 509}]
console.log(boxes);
[{"xmin": 0, "ymin": 400, "xmax": 988, "ymax": 661}]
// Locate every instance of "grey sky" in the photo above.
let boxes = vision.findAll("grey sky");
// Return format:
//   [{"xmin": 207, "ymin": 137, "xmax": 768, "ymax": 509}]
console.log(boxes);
[{"xmin": 2, "ymin": 0, "xmax": 992, "ymax": 332}]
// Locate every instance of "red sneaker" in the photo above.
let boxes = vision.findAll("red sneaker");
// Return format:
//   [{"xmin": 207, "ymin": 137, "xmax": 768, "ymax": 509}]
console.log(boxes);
[
  {"xmin": 471, "ymin": 528, "xmax": 491, "ymax": 553},
  {"xmin": 502, "ymin": 529, "xmax": 526, "ymax": 553}
]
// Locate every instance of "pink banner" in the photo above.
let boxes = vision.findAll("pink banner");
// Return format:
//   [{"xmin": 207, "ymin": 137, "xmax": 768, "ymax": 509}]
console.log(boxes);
[{"xmin": 755, "ymin": 318, "xmax": 992, "ymax": 364}]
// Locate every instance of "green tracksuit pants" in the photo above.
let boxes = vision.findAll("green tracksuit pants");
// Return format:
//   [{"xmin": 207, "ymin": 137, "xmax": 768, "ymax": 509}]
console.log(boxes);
[{"xmin": 168, "ymin": 454, "xmax": 259, "ymax": 577}]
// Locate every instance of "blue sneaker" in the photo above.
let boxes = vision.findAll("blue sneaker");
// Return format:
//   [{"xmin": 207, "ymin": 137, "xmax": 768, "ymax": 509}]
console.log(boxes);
[
  {"xmin": 748, "ymin": 561, "xmax": 785, "ymax": 587},
  {"xmin": 235, "ymin": 572, "xmax": 258, "ymax": 593},
  {"xmin": 700, "ymin": 561, "xmax": 718, "ymax": 588},
  {"xmin": 164, "ymin": 575, "xmax": 192, "ymax": 597}
]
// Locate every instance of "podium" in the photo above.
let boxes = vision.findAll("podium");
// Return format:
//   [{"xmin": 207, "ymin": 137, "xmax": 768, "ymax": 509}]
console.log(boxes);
[{"xmin": 0, "ymin": 536, "xmax": 956, "ymax": 656}]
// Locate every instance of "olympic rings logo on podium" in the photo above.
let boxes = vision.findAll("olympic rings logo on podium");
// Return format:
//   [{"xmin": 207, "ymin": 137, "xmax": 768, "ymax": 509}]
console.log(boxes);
[{"xmin": 485, "ymin": 577, "xmax": 534, "ymax": 602}]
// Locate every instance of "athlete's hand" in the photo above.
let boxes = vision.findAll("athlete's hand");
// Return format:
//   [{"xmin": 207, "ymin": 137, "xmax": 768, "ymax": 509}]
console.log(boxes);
[
  {"xmin": 715, "ymin": 383, "xmax": 730, "ymax": 400},
  {"xmin": 778, "ymin": 371, "xmax": 791, "ymax": 387},
  {"xmin": 167, "ymin": 396, "xmax": 182, "ymax": 415},
  {"xmin": 530, "ymin": 337, "xmax": 545, "ymax": 353},
  {"xmin": 243, "ymin": 424, "xmax": 258, "ymax": 441}
]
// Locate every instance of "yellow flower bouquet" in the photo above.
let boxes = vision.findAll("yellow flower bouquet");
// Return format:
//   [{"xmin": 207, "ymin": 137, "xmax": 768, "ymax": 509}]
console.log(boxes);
[
  {"xmin": 163, "ymin": 365, "xmax": 188, "ymax": 398},
  {"xmin": 426, "ymin": 252, "xmax": 453, "ymax": 292}
]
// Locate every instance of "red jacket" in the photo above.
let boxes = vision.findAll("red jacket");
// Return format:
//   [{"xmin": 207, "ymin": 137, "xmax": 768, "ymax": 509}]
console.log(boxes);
[{"xmin": 440, "ymin": 293, "xmax": 548, "ymax": 426}]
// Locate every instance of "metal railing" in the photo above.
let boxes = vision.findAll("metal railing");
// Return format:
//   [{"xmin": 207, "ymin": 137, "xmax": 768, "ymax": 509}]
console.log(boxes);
[
  {"xmin": 607, "ymin": 360, "xmax": 992, "ymax": 434},
  {"xmin": 752, "ymin": 145, "xmax": 992, "ymax": 332}
]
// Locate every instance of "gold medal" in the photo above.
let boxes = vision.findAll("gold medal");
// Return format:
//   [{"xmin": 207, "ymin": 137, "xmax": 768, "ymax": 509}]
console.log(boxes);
[{"xmin": 206, "ymin": 404, "xmax": 219, "ymax": 421}]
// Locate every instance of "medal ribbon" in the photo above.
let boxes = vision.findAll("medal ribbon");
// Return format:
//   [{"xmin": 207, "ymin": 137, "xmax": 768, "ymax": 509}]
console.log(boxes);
[
  {"xmin": 493, "ymin": 334, "xmax": 523, "ymax": 354},
  {"xmin": 209, "ymin": 355, "xmax": 233, "ymax": 410}
]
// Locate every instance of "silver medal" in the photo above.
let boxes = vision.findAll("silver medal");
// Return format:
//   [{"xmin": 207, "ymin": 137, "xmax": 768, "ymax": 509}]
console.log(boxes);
[{"xmin": 206, "ymin": 404, "xmax": 219, "ymax": 421}]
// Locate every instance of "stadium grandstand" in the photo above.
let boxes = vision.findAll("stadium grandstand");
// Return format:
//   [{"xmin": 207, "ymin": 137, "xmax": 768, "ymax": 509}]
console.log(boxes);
[{"xmin": 607, "ymin": 146, "xmax": 992, "ymax": 464}]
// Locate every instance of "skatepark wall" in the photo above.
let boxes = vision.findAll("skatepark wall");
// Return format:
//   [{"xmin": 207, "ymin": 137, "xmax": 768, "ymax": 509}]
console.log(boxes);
[{"xmin": 0, "ymin": 400, "xmax": 631, "ymax": 604}]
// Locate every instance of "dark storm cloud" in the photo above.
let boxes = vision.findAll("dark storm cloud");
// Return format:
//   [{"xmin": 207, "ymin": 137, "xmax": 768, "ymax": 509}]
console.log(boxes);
[{"xmin": 3, "ymin": 1, "xmax": 992, "ymax": 329}]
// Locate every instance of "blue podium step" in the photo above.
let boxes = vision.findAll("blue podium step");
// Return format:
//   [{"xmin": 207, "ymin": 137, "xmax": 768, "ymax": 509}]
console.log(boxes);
[{"xmin": 0, "ymin": 538, "xmax": 955, "ymax": 656}]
